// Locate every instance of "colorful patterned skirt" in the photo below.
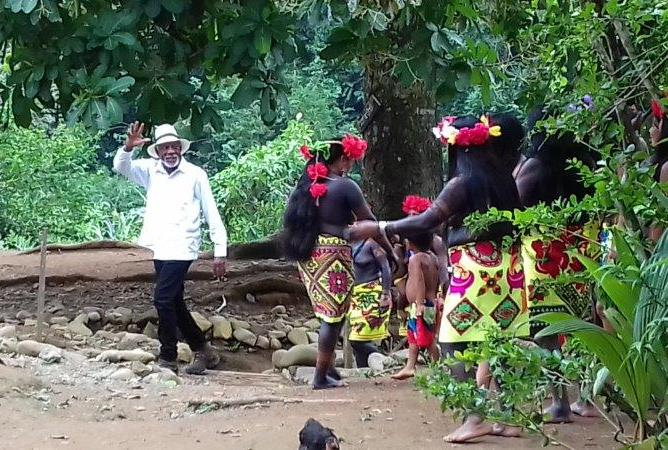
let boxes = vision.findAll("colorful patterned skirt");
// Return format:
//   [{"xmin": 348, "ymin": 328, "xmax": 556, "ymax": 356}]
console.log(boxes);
[
  {"xmin": 523, "ymin": 224, "xmax": 600, "ymax": 334},
  {"xmin": 348, "ymin": 279, "xmax": 391, "ymax": 342},
  {"xmin": 298, "ymin": 235, "xmax": 354, "ymax": 324},
  {"xmin": 439, "ymin": 241, "xmax": 529, "ymax": 343},
  {"xmin": 407, "ymin": 300, "xmax": 437, "ymax": 349}
]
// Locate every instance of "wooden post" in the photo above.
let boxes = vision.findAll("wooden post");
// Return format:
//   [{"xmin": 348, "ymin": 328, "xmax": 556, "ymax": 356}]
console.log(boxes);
[
  {"xmin": 342, "ymin": 321, "xmax": 353, "ymax": 369},
  {"xmin": 36, "ymin": 229, "xmax": 47, "ymax": 342}
]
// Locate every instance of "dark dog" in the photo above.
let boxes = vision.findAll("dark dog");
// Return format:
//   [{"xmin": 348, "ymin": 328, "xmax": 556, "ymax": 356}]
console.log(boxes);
[{"xmin": 298, "ymin": 418, "xmax": 340, "ymax": 450}]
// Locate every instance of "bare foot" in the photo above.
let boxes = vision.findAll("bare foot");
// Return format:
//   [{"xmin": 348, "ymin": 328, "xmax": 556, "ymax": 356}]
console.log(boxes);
[
  {"xmin": 571, "ymin": 400, "xmax": 599, "ymax": 417},
  {"xmin": 313, "ymin": 376, "xmax": 344, "ymax": 390},
  {"xmin": 444, "ymin": 416, "xmax": 493, "ymax": 443},
  {"xmin": 391, "ymin": 367, "xmax": 415, "ymax": 380},
  {"xmin": 543, "ymin": 403, "xmax": 573, "ymax": 423},
  {"xmin": 491, "ymin": 423, "xmax": 522, "ymax": 437}
]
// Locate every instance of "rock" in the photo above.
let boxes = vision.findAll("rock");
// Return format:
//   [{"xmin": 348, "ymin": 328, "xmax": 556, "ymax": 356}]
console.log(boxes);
[
  {"xmin": 368, "ymin": 353, "xmax": 394, "ymax": 372},
  {"xmin": 391, "ymin": 349, "xmax": 410, "ymax": 363},
  {"xmin": 256, "ymin": 292, "xmax": 293, "ymax": 306},
  {"xmin": 82, "ymin": 306, "xmax": 104, "ymax": 317},
  {"xmin": 134, "ymin": 308, "xmax": 159, "ymax": 328},
  {"xmin": 0, "ymin": 337, "xmax": 18, "ymax": 353},
  {"xmin": 49, "ymin": 317, "xmax": 69, "ymax": 326},
  {"xmin": 271, "ymin": 305, "xmax": 287, "ymax": 315},
  {"xmin": 255, "ymin": 336, "xmax": 270, "ymax": 350},
  {"xmin": 127, "ymin": 324, "xmax": 141, "ymax": 333},
  {"xmin": 106, "ymin": 307, "xmax": 133, "ymax": 326},
  {"xmin": 130, "ymin": 361, "xmax": 153, "ymax": 377},
  {"xmin": 17, "ymin": 340, "xmax": 58, "ymax": 357},
  {"xmin": 230, "ymin": 318, "xmax": 251, "ymax": 331},
  {"xmin": 233, "ymin": 328, "xmax": 257, "ymax": 347},
  {"xmin": 210, "ymin": 316, "xmax": 233, "ymax": 340},
  {"xmin": 338, "ymin": 368, "xmax": 372, "ymax": 378},
  {"xmin": 270, "ymin": 338, "xmax": 283, "ymax": 350},
  {"xmin": 271, "ymin": 344, "xmax": 319, "ymax": 369},
  {"xmin": 307, "ymin": 332, "xmax": 320, "ymax": 344},
  {"xmin": 143, "ymin": 371, "xmax": 181, "ymax": 386},
  {"xmin": 16, "ymin": 310, "xmax": 32, "ymax": 321},
  {"xmin": 250, "ymin": 324, "xmax": 270, "ymax": 337},
  {"xmin": 190, "ymin": 312, "xmax": 212, "ymax": 333},
  {"xmin": 67, "ymin": 317, "xmax": 93, "ymax": 337},
  {"xmin": 292, "ymin": 366, "xmax": 316, "ymax": 384},
  {"xmin": 287, "ymin": 328, "xmax": 309, "ymax": 346},
  {"xmin": 177, "ymin": 343, "xmax": 193, "ymax": 363},
  {"xmin": 268, "ymin": 330, "xmax": 286, "ymax": 340},
  {"xmin": 0, "ymin": 325, "xmax": 17, "ymax": 338},
  {"xmin": 96, "ymin": 349, "xmax": 155, "ymax": 364},
  {"xmin": 118, "ymin": 332, "xmax": 150, "ymax": 350},
  {"xmin": 38, "ymin": 346, "xmax": 63, "ymax": 364},
  {"xmin": 94, "ymin": 330, "xmax": 123, "ymax": 342},
  {"xmin": 273, "ymin": 319, "xmax": 293, "ymax": 334},
  {"xmin": 304, "ymin": 318, "xmax": 321, "ymax": 331},
  {"xmin": 23, "ymin": 319, "xmax": 38, "ymax": 327},
  {"xmin": 110, "ymin": 368, "xmax": 136, "ymax": 381},
  {"xmin": 245, "ymin": 293, "xmax": 256, "ymax": 304},
  {"xmin": 87, "ymin": 311, "xmax": 102, "ymax": 323},
  {"xmin": 46, "ymin": 302, "xmax": 65, "ymax": 314},
  {"xmin": 142, "ymin": 322, "xmax": 158, "ymax": 339}
]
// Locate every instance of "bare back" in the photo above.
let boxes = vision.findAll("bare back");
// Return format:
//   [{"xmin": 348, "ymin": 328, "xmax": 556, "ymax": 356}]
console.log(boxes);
[{"xmin": 406, "ymin": 252, "xmax": 439, "ymax": 304}]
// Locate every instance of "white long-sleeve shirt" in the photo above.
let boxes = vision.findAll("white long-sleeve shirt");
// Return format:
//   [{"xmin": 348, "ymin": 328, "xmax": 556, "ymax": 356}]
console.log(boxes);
[{"xmin": 113, "ymin": 148, "xmax": 228, "ymax": 260}]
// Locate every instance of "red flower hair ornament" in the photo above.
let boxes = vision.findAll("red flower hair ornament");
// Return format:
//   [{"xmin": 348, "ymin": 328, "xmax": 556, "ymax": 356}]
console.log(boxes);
[
  {"xmin": 307, "ymin": 162, "xmax": 329, "ymax": 181},
  {"xmin": 432, "ymin": 115, "xmax": 501, "ymax": 148},
  {"xmin": 297, "ymin": 134, "xmax": 368, "ymax": 203},
  {"xmin": 402, "ymin": 195, "xmax": 432, "ymax": 215},
  {"xmin": 341, "ymin": 134, "xmax": 367, "ymax": 160},
  {"xmin": 651, "ymin": 99, "xmax": 665, "ymax": 120}
]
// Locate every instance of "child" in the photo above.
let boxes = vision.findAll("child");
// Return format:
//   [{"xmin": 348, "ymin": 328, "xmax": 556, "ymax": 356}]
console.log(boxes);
[{"xmin": 391, "ymin": 231, "xmax": 441, "ymax": 380}]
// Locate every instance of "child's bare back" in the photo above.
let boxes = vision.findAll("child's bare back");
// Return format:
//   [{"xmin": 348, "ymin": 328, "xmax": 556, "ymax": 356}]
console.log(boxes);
[{"xmin": 406, "ymin": 251, "xmax": 439, "ymax": 305}]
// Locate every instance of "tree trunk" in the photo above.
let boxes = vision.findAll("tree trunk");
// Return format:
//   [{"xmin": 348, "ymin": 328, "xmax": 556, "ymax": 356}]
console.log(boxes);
[{"xmin": 361, "ymin": 64, "xmax": 443, "ymax": 220}]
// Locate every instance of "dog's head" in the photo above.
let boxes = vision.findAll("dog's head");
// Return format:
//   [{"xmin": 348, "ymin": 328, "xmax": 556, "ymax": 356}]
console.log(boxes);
[{"xmin": 298, "ymin": 418, "xmax": 340, "ymax": 450}]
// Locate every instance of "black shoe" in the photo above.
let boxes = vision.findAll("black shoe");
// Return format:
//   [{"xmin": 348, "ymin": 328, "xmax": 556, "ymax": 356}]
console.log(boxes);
[
  {"xmin": 157, "ymin": 358, "xmax": 178, "ymax": 374},
  {"xmin": 185, "ymin": 344, "xmax": 220, "ymax": 375}
]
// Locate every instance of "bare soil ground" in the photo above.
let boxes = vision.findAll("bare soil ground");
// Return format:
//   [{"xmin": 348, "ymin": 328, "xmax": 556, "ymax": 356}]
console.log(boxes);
[{"xmin": 0, "ymin": 249, "xmax": 619, "ymax": 449}]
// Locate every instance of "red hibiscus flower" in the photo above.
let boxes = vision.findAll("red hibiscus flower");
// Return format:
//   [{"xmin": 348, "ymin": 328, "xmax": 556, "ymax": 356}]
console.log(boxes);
[
  {"xmin": 532, "ymin": 239, "xmax": 569, "ymax": 278},
  {"xmin": 455, "ymin": 123, "xmax": 490, "ymax": 147},
  {"xmin": 652, "ymin": 99, "xmax": 664, "ymax": 120},
  {"xmin": 341, "ymin": 134, "xmax": 367, "ymax": 160},
  {"xmin": 309, "ymin": 183, "xmax": 328, "ymax": 200},
  {"xmin": 328, "ymin": 270, "xmax": 349, "ymax": 295},
  {"xmin": 454, "ymin": 127, "xmax": 472, "ymax": 147},
  {"xmin": 450, "ymin": 249, "xmax": 462, "ymax": 265},
  {"xmin": 402, "ymin": 195, "xmax": 432, "ymax": 215},
  {"xmin": 299, "ymin": 145, "xmax": 313, "ymax": 160},
  {"xmin": 307, "ymin": 162, "xmax": 328, "ymax": 181},
  {"xmin": 476, "ymin": 241, "xmax": 495, "ymax": 257}
]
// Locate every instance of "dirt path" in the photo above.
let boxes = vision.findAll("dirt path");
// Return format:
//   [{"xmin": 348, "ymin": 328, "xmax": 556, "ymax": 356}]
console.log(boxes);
[{"xmin": 0, "ymin": 367, "xmax": 613, "ymax": 450}]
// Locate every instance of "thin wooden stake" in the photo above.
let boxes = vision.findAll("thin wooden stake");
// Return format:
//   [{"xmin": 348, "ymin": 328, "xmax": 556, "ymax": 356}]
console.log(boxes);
[
  {"xmin": 342, "ymin": 320, "xmax": 353, "ymax": 369},
  {"xmin": 36, "ymin": 229, "xmax": 47, "ymax": 342}
]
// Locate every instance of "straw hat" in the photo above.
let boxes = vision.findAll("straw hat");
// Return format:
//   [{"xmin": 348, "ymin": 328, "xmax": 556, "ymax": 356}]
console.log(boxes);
[{"xmin": 146, "ymin": 124, "xmax": 191, "ymax": 159}]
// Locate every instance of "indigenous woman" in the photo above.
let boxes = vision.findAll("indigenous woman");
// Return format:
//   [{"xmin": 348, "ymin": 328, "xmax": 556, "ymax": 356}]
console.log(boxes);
[
  {"xmin": 350, "ymin": 115, "xmax": 527, "ymax": 442},
  {"xmin": 283, "ymin": 136, "xmax": 375, "ymax": 390},
  {"xmin": 514, "ymin": 106, "xmax": 599, "ymax": 421},
  {"xmin": 347, "ymin": 238, "xmax": 392, "ymax": 368}
]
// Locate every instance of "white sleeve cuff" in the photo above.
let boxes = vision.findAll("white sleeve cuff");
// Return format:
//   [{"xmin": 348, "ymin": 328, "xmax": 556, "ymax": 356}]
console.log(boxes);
[{"xmin": 214, "ymin": 244, "xmax": 227, "ymax": 258}]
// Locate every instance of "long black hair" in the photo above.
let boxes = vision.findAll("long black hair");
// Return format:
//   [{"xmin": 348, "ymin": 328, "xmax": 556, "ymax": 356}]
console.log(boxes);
[
  {"xmin": 489, "ymin": 112, "xmax": 525, "ymax": 172},
  {"xmin": 282, "ymin": 142, "xmax": 345, "ymax": 261},
  {"xmin": 447, "ymin": 115, "xmax": 522, "ymax": 215},
  {"xmin": 526, "ymin": 106, "xmax": 596, "ymax": 202}
]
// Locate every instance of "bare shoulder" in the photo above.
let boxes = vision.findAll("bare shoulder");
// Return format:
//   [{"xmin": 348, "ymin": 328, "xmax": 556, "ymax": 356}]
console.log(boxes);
[{"xmin": 660, "ymin": 161, "xmax": 668, "ymax": 183}]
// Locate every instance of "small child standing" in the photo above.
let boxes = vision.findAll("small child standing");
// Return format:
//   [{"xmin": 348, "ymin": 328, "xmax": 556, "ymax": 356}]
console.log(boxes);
[{"xmin": 391, "ymin": 231, "xmax": 441, "ymax": 380}]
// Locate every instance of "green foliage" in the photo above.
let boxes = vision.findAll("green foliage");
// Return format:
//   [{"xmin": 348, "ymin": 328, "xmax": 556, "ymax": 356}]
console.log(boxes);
[
  {"xmin": 0, "ymin": 125, "xmax": 142, "ymax": 249},
  {"xmin": 210, "ymin": 119, "xmax": 311, "ymax": 243},
  {"xmin": 416, "ymin": 328, "xmax": 592, "ymax": 445},
  {"xmin": 536, "ymin": 230, "xmax": 668, "ymax": 442}
]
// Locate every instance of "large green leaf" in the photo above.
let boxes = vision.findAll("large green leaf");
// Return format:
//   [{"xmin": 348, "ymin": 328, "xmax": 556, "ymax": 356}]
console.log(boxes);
[
  {"xmin": 254, "ymin": 27, "xmax": 272, "ymax": 56},
  {"xmin": 575, "ymin": 254, "xmax": 636, "ymax": 322},
  {"xmin": 611, "ymin": 228, "xmax": 640, "ymax": 269},
  {"xmin": 104, "ymin": 76, "xmax": 135, "ymax": 96},
  {"xmin": 105, "ymin": 97, "xmax": 123, "ymax": 125}
]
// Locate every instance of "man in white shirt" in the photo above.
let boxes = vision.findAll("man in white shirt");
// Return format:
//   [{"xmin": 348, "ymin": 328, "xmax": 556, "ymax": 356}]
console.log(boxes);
[{"xmin": 113, "ymin": 122, "xmax": 227, "ymax": 375}]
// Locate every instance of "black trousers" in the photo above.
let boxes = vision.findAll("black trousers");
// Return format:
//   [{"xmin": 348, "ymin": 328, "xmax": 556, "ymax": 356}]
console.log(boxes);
[{"xmin": 153, "ymin": 260, "xmax": 205, "ymax": 361}]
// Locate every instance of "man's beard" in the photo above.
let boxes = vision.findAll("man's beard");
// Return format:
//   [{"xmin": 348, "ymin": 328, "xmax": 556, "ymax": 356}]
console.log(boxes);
[{"xmin": 161, "ymin": 155, "xmax": 181, "ymax": 169}]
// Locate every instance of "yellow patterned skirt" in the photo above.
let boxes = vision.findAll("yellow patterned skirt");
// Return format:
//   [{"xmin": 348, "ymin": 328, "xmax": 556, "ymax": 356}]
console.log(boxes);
[
  {"xmin": 439, "ymin": 241, "xmax": 529, "ymax": 343},
  {"xmin": 298, "ymin": 235, "xmax": 354, "ymax": 324},
  {"xmin": 348, "ymin": 279, "xmax": 391, "ymax": 342},
  {"xmin": 523, "ymin": 223, "xmax": 600, "ymax": 334}
]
